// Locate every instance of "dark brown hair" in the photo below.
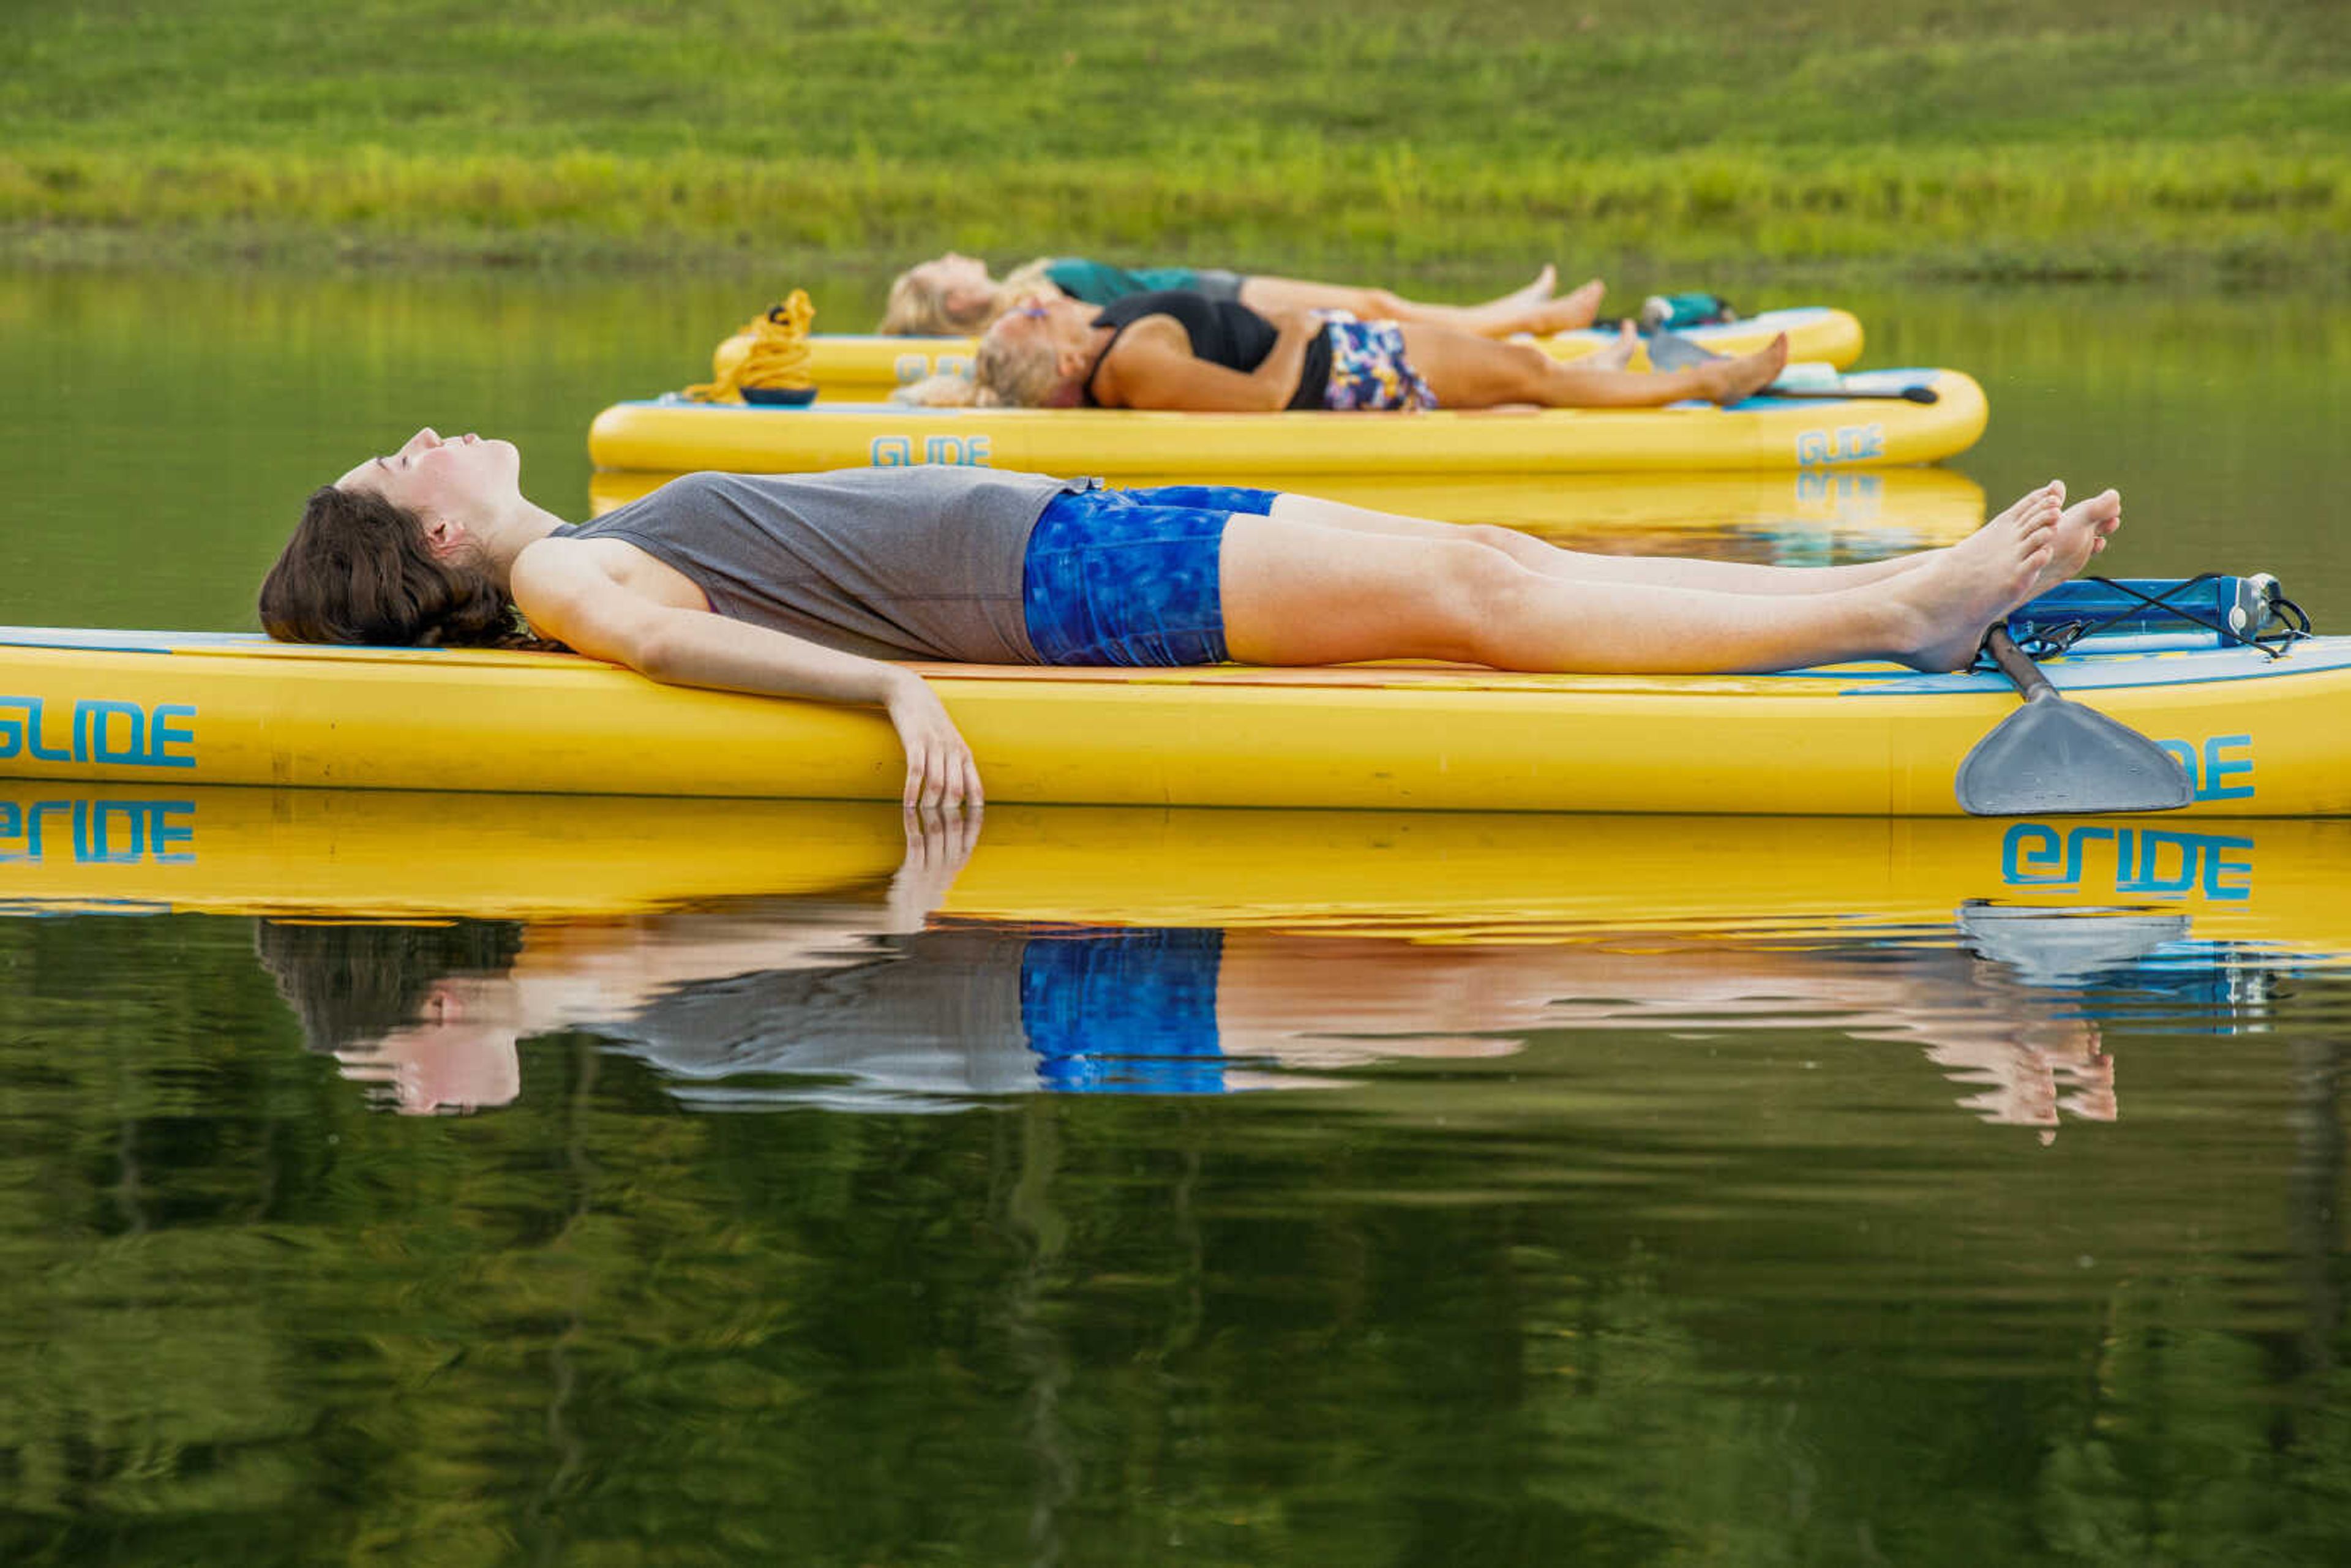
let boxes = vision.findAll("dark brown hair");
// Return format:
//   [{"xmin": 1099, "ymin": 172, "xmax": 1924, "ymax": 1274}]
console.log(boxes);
[
  {"xmin": 255, "ymin": 918, "xmax": 525, "ymax": 1056},
  {"xmin": 260, "ymin": 484, "xmax": 547, "ymax": 649}
]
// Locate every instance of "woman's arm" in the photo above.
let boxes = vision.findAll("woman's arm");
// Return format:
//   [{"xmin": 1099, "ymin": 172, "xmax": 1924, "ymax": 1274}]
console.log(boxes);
[
  {"xmin": 511, "ymin": 539, "xmax": 983, "ymax": 811},
  {"xmin": 1095, "ymin": 311, "xmax": 1319, "ymax": 411}
]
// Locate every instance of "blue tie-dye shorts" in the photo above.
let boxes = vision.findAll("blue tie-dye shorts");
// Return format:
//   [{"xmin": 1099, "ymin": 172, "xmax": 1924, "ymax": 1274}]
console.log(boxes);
[
  {"xmin": 1021, "ymin": 484, "xmax": 1278, "ymax": 666},
  {"xmin": 1314, "ymin": 312, "xmax": 1439, "ymax": 411}
]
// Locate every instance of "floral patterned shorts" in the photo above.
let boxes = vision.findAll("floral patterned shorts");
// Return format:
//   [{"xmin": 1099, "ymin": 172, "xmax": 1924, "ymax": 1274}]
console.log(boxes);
[{"xmin": 1315, "ymin": 312, "xmax": 1439, "ymax": 411}]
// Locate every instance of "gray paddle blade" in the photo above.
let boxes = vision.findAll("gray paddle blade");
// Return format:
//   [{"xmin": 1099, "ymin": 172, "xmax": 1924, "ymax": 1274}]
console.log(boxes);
[
  {"xmin": 1643, "ymin": 331, "xmax": 1717, "ymax": 370},
  {"xmin": 1955, "ymin": 698, "xmax": 2195, "ymax": 816}
]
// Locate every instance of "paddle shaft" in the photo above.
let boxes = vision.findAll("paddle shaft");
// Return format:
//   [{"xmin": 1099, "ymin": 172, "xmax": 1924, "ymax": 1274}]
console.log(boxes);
[{"xmin": 1983, "ymin": 626, "xmax": 2056, "ymax": 701}]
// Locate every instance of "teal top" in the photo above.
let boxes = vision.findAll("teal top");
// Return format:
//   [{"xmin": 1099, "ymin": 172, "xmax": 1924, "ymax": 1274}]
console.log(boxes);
[{"xmin": 1044, "ymin": 258, "xmax": 1201, "ymax": 306}]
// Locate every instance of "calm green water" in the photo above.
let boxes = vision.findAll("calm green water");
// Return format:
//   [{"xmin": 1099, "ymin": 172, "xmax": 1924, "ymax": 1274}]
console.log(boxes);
[{"xmin": 4, "ymin": 268, "xmax": 2351, "ymax": 1564}]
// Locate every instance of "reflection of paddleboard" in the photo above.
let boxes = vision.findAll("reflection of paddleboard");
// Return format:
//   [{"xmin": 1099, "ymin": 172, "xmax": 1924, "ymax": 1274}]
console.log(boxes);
[
  {"xmin": 743, "ymin": 306, "xmax": 1867, "ymax": 402},
  {"xmin": 4, "ymin": 620, "xmax": 2348, "ymax": 814},
  {"xmin": 6, "ymin": 786, "xmax": 2349, "ymax": 957},
  {"xmin": 588, "ymin": 465, "xmax": 1987, "ymax": 547},
  {"xmin": 589, "ymin": 368, "xmax": 1985, "ymax": 478}
]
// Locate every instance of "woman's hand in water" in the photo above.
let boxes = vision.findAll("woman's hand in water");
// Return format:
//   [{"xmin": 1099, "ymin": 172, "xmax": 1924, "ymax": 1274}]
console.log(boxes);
[{"xmin": 884, "ymin": 670, "xmax": 983, "ymax": 813}]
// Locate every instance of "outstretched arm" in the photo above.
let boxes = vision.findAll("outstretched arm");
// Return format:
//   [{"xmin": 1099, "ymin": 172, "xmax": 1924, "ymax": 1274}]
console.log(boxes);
[{"xmin": 511, "ymin": 539, "xmax": 982, "ymax": 811}]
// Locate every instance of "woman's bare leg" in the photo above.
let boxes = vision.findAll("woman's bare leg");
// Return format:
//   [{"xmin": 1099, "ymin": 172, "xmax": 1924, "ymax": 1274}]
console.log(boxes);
[
  {"xmin": 1220, "ymin": 498, "xmax": 2064, "ymax": 674},
  {"xmin": 1238, "ymin": 268, "xmax": 1607, "ymax": 337},
  {"xmin": 1266, "ymin": 481, "xmax": 2118, "ymax": 598},
  {"xmin": 1402, "ymin": 325, "xmax": 1789, "ymax": 408},
  {"xmin": 1269, "ymin": 492, "xmax": 1944, "ymax": 595}
]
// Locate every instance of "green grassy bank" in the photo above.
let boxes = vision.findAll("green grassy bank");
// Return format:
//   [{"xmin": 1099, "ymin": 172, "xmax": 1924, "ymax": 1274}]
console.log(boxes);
[{"xmin": 4, "ymin": 0, "xmax": 2347, "ymax": 280}]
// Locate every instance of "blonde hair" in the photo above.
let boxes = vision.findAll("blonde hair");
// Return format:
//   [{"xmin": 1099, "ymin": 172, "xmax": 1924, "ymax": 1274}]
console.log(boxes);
[
  {"xmin": 888, "ymin": 310, "xmax": 1082, "ymax": 409},
  {"xmin": 879, "ymin": 255, "xmax": 1059, "ymax": 335}
]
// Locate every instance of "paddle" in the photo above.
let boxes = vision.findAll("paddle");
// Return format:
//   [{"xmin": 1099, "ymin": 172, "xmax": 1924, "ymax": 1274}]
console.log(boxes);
[
  {"xmin": 1953, "ymin": 626, "xmax": 2195, "ymax": 816},
  {"xmin": 1754, "ymin": 383, "xmax": 1939, "ymax": 405},
  {"xmin": 1643, "ymin": 331, "xmax": 1940, "ymax": 403}
]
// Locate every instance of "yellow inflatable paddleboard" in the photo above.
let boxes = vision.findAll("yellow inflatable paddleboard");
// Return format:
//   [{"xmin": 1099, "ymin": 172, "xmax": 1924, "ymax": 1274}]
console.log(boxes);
[
  {"xmin": 756, "ymin": 307, "xmax": 1865, "ymax": 402},
  {"xmin": 2, "ymin": 621, "xmax": 2343, "ymax": 816},
  {"xmin": 590, "ymin": 368, "xmax": 1984, "ymax": 479}
]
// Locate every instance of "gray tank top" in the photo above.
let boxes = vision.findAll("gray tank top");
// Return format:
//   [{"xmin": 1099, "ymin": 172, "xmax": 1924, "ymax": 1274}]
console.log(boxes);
[{"xmin": 554, "ymin": 467, "xmax": 1094, "ymax": 663}]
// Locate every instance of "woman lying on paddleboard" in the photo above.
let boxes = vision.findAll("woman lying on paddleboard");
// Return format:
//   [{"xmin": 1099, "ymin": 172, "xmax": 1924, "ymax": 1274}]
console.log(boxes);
[
  {"xmin": 908, "ymin": 288, "xmax": 1787, "ymax": 411},
  {"xmin": 883, "ymin": 251, "xmax": 1595, "ymax": 339},
  {"xmin": 261, "ymin": 430, "xmax": 2121, "ymax": 810}
]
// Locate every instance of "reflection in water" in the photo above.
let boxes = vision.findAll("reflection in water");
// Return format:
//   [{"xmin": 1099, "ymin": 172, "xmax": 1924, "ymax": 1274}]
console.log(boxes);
[
  {"xmin": 8, "ymin": 790, "xmax": 2351, "ymax": 1559},
  {"xmin": 228, "ymin": 811, "xmax": 2342, "ymax": 1131},
  {"xmin": 7, "ymin": 784, "xmax": 2348, "ymax": 1130}
]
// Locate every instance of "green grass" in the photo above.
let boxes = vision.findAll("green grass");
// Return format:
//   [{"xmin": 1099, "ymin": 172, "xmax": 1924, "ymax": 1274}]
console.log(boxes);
[{"xmin": 2, "ymin": 0, "xmax": 2347, "ymax": 277}]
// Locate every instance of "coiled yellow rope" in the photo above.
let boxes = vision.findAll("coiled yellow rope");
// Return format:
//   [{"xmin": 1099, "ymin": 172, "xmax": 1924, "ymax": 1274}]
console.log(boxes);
[{"xmin": 686, "ymin": 288, "xmax": 816, "ymax": 402}]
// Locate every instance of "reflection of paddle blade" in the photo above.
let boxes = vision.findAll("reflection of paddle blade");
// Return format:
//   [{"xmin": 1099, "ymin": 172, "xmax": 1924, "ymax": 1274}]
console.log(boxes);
[
  {"xmin": 1955, "ymin": 698, "xmax": 2195, "ymax": 816},
  {"xmin": 1956, "ymin": 904, "xmax": 2191, "ymax": 985}
]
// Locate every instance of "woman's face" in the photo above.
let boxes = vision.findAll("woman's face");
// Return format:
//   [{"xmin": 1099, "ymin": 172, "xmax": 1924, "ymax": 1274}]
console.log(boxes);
[
  {"xmin": 335, "ymin": 427, "xmax": 520, "ymax": 520},
  {"xmin": 911, "ymin": 252, "xmax": 996, "ymax": 319},
  {"xmin": 988, "ymin": 294, "xmax": 1097, "ymax": 372}
]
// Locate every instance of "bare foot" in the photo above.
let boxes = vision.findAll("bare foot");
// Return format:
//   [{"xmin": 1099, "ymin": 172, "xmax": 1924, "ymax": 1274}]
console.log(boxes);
[
  {"xmin": 1516, "ymin": 277, "xmax": 1605, "ymax": 336},
  {"xmin": 1888, "ymin": 492, "xmax": 2061, "ymax": 672},
  {"xmin": 2034, "ymin": 482, "xmax": 2122, "ymax": 594},
  {"xmin": 1505, "ymin": 264, "xmax": 1559, "ymax": 306},
  {"xmin": 1583, "ymin": 320, "xmax": 1638, "ymax": 371},
  {"xmin": 1981, "ymin": 479, "xmax": 2061, "ymax": 537},
  {"xmin": 1692, "ymin": 333, "xmax": 1789, "ymax": 404}
]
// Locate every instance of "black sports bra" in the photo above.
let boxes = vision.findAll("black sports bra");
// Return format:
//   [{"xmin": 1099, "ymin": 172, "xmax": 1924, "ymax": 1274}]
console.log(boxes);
[{"xmin": 1082, "ymin": 290, "xmax": 1330, "ymax": 410}]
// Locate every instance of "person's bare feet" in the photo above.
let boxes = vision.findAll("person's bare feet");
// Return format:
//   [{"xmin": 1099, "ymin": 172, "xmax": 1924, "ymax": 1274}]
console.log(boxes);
[
  {"xmin": 2034, "ymin": 481, "xmax": 2122, "ymax": 594},
  {"xmin": 1692, "ymin": 333, "xmax": 1788, "ymax": 404},
  {"xmin": 1888, "ymin": 487, "xmax": 2063, "ymax": 672},
  {"xmin": 1523, "ymin": 277, "xmax": 1606, "ymax": 334},
  {"xmin": 1982, "ymin": 479, "xmax": 2061, "ymax": 536},
  {"xmin": 1505, "ymin": 264, "xmax": 1559, "ymax": 306},
  {"xmin": 1583, "ymin": 320, "xmax": 1639, "ymax": 371}
]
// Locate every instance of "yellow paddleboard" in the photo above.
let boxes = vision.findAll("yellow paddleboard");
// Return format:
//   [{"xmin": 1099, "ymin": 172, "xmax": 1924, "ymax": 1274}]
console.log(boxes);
[
  {"xmin": 591, "ymin": 369, "xmax": 1985, "ymax": 478},
  {"xmin": 4, "ymin": 625, "xmax": 2344, "ymax": 816}
]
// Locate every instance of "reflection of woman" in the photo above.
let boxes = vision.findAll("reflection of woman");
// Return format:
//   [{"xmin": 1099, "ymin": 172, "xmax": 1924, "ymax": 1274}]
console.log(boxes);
[
  {"xmin": 881, "ymin": 251, "xmax": 1588, "ymax": 338},
  {"xmin": 913, "ymin": 290, "xmax": 1783, "ymax": 412},
  {"xmin": 260, "ymin": 430, "xmax": 2121, "ymax": 808},
  {"xmin": 259, "ymin": 820, "xmax": 2126, "ymax": 1128}
]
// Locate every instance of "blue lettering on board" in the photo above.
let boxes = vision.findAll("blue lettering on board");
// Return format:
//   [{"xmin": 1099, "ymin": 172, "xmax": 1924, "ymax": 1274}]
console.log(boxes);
[
  {"xmin": 2001, "ymin": 822, "xmax": 2252, "ymax": 902},
  {"xmin": 1795, "ymin": 423, "xmax": 1886, "ymax": 467},
  {"xmin": 0, "ymin": 798, "xmax": 194, "ymax": 865},
  {"xmin": 0, "ymin": 697, "xmax": 197, "ymax": 769},
  {"xmin": 921, "ymin": 435, "xmax": 992, "ymax": 467},
  {"xmin": 872, "ymin": 433, "xmax": 991, "ymax": 467},
  {"xmin": 893, "ymin": 353, "xmax": 972, "ymax": 386},
  {"xmin": 2153, "ymin": 734, "xmax": 2255, "ymax": 801}
]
